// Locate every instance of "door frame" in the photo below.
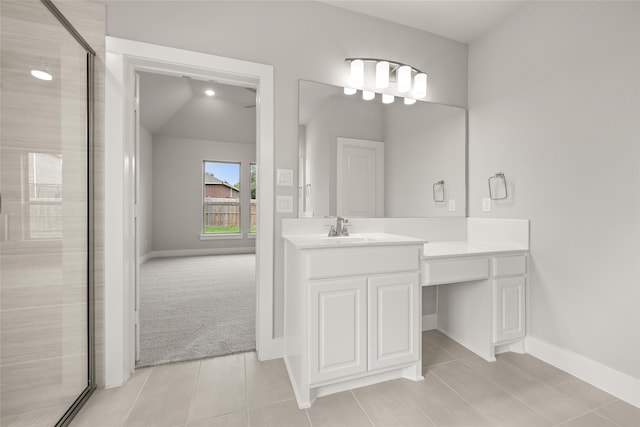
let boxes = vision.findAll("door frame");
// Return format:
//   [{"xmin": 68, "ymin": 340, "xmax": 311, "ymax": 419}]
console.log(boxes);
[
  {"xmin": 104, "ymin": 37, "xmax": 278, "ymax": 387},
  {"xmin": 336, "ymin": 137, "xmax": 385, "ymax": 217}
]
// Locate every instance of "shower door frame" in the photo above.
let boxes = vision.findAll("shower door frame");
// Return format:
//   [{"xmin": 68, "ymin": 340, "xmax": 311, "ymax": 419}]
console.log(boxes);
[{"xmin": 37, "ymin": 1, "xmax": 97, "ymax": 425}]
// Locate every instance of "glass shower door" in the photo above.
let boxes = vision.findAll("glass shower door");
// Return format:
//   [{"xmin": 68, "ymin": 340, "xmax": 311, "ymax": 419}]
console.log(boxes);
[{"xmin": 0, "ymin": 0, "xmax": 94, "ymax": 425}]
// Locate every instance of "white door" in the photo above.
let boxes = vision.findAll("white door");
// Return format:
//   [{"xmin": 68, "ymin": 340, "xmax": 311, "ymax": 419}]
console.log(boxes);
[
  {"xmin": 134, "ymin": 72, "xmax": 141, "ymax": 362},
  {"xmin": 368, "ymin": 273, "xmax": 420, "ymax": 371},
  {"xmin": 337, "ymin": 138, "xmax": 384, "ymax": 217},
  {"xmin": 309, "ymin": 277, "xmax": 367, "ymax": 384}
]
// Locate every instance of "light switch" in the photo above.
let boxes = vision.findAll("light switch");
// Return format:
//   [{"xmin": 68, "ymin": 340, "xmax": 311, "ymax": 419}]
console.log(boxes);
[
  {"xmin": 482, "ymin": 197, "xmax": 492, "ymax": 212},
  {"xmin": 276, "ymin": 169, "xmax": 294, "ymax": 186},
  {"xmin": 448, "ymin": 200, "xmax": 456, "ymax": 212},
  {"xmin": 277, "ymin": 196, "xmax": 293, "ymax": 213}
]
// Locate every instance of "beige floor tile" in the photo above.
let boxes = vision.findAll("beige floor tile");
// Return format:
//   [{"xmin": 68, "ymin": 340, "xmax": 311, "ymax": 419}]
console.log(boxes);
[
  {"xmin": 305, "ymin": 391, "xmax": 370, "ymax": 427},
  {"xmin": 395, "ymin": 374, "xmax": 493, "ymax": 427},
  {"xmin": 248, "ymin": 400, "xmax": 308, "ymax": 427},
  {"xmin": 431, "ymin": 360, "xmax": 551, "ymax": 427},
  {"xmin": 422, "ymin": 339, "xmax": 456, "ymax": 369},
  {"xmin": 596, "ymin": 400, "xmax": 640, "ymax": 427},
  {"xmin": 187, "ymin": 354, "xmax": 246, "ymax": 423},
  {"xmin": 560, "ymin": 412, "xmax": 618, "ymax": 427},
  {"xmin": 422, "ymin": 330, "xmax": 476, "ymax": 359},
  {"xmin": 71, "ymin": 368, "xmax": 152, "ymax": 427},
  {"xmin": 123, "ymin": 361, "xmax": 199, "ymax": 427},
  {"xmin": 352, "ymin": 381, "xmax": 434, "ymax": 426},
  {"xmin": 461, "ymin": 355, "xmax": 589, "ymax": 424},
  {"xmin": 499, "ymin": 353, "xmax": 616, "ymax": 409},
  {"xmin": 186, "ymin": 411, "xmax": 248, "ymax": 427},
  {"xmin": 245, "ymin": 352, "xmax": 294, "ymax": 409}
]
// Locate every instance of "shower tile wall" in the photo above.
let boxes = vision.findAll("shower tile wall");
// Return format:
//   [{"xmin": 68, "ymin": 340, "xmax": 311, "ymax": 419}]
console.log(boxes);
[{"xmin": 0, "ymin": 0, "xmax": 105, "ymax": 422}]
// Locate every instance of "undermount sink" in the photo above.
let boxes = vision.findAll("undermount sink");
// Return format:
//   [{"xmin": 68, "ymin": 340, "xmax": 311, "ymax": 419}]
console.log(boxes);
[{"xmin": 282, "ymin": 232, "xmax": 426, "ymax": 249}]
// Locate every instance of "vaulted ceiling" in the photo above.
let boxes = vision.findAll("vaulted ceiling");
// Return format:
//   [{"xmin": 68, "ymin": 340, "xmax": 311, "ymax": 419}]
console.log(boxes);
[{"xmin": 138, "ymin": 71, "xmax": 256, "ymax": 143}]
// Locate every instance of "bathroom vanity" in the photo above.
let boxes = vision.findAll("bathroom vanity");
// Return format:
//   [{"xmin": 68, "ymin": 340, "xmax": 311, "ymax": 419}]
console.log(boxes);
[
  {"xmin": 282, "ymin": 218, "xmax": 530, "ymax": 409},
  {"xmin": 283, "ymin": 233, "xmax": 426, "ymax": 409}
]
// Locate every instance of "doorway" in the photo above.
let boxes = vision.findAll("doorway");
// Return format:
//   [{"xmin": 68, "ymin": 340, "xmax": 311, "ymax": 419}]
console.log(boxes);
[
  {"xmin": 134, "ymin": 71, "xmax": 258, "ymax": 366},
  {"xmin": 104, "ymin": 37, "xmax": 277, "ymax": 388}
]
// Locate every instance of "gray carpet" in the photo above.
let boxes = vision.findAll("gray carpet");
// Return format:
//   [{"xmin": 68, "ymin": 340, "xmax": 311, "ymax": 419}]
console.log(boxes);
[{"xmin": 137, "ymin": 254, "xmax": 256, "ymax": 367}]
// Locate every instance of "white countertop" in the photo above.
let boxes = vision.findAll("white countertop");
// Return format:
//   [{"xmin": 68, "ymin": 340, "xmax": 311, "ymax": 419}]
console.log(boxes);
[
  {"xmin": 283, "ymin": 233, "xmax": 427, "ymax": 250},
  {"xmin": 421, "ymin": 241, "xmax": 528, "ymax": 259}
]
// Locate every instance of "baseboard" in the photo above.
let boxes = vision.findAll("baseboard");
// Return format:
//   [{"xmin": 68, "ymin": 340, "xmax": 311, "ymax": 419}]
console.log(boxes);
[
  {"xmin": 422, "ymin": 314, "xmax": 438, "ymax": 331},
  {"xmin": 138, "ymin": 252, "xmax": 153, "ymax": 265},
  {"xmin": 151, "ymin": 247, "xmax": 256, "ymax": 258},
  {"xmin": 526, "ymin": 336, "xmax": 640, "ymax": 408}
]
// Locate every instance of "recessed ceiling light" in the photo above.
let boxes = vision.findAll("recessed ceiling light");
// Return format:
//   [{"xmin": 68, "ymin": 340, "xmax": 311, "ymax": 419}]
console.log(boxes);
[
  {"xmin": 31, "ymin": 69, "xmax": 52, "ymax": 81},
  {"xmin": 205, "ymin": 89, "xmax": 215, "ymax": 97}
]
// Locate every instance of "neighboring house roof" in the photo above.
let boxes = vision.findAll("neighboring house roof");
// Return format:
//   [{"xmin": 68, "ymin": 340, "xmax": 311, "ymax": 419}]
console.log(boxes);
[{"xmin": 204, "ymin": 174, "xmax": 239, "ymax": 192}]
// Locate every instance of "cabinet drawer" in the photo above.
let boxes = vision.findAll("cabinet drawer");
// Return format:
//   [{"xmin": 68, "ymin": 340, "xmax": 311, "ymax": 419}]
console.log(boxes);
[
  {"xmin": 493, "ymin": 255, "xmax": 526, "ymax": 278},
  {"xmin": 307, "ymin": 246, "xmax": 419, "ymax": 279},
  {"xmin": 422, "ymin": 257, "xmax": 489, "ymax": 286}
]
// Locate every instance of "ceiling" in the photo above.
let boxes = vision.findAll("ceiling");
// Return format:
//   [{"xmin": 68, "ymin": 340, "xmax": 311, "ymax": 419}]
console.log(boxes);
[
  {"xmin": 320, "ymin": 1, "xmax": 524, "ymax": 43},
  {"xmin": 139, "ymin": 72, "xmax": 256, "ymax": 142}
]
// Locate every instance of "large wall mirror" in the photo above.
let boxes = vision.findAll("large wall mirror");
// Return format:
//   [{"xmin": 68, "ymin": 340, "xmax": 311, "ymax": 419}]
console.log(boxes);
[{"xmin": 298, "ymin": 80, "xmax": 467, "ymax": 219}]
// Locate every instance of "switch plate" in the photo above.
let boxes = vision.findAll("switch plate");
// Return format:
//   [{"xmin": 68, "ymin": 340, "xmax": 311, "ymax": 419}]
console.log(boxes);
[
  {"xmin": 276, "ymin": 169, "xmax": 294, "ymax": 186},
  {"xmin": 448, "ymin": 200, "xmax": 456, "ymax": 212},
  {"xmin": 482, "ymin": 197, "xmax": 491, "ymax": 212},
  {"xmin": 276, "ymin": 196, "xmax": 293, "ymax": 213}
]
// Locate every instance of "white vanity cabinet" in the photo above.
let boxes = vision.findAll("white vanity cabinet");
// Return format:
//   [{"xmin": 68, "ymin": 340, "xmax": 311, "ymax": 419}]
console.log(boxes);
[
  {"xmin": 422, "ymin": 246, "xmax": 528, "ymax": 362},
  {"xmin": 283, "ymin": 239, "xmax": 424, "ymax": 409},
  {"xmin": 493, "ymin": 255, "xmax": 527, "ymax": 344}
]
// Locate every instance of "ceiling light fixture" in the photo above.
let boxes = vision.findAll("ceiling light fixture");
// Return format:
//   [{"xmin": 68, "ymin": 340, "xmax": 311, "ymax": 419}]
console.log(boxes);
[
  {"xmin": 205, "ymin": 89, "xmax": 215, "ymax": 96},
  {"xmin": 345, "ymin": 58, "xmax": 427, "ymax": 106},
  {"xmin": 31, "ymin": 69, "xmax": 53, "ymax": 81}
]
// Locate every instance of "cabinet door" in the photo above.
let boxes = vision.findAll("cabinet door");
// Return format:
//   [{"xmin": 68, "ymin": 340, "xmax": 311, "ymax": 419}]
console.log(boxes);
[
  {"xmin": 368, "ymin": 273, "xmax": 419, "ymax": 371},
  {"xmin": 494, "ymin": 277, "xmax": 526, "ymax": 343},
  {"xmin": 309, "ymin": 278, "xmax": 367, "ymax": 384}
]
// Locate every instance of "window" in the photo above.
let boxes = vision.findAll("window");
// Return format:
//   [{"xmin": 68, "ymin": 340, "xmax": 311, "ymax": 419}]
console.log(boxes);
[{"xmin": 203, "ymin": 161, "xmax": 240, "ymax": 234}]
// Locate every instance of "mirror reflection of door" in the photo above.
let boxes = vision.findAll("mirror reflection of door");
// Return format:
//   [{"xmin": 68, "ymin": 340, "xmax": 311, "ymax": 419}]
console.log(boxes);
[{"xmin": 336, "ymin": 137, "xmax": 384, "ymax": 217}]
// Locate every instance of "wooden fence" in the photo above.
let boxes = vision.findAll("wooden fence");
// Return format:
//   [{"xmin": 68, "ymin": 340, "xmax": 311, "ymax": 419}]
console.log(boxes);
[{"xmin": 203, "ymin": 198, "xmax": 256, "ymax": 228}]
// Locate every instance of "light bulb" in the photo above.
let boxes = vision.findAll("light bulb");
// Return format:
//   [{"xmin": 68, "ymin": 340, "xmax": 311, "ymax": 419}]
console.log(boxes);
[
  {"xmin": 350, "ymin": 59, "xmax": 364, "ymax": 88},
  {"xmin": 31, "ymin": 69, "xmax": 52, "ymax": 81},
  {"xmin": 344, "ymin": 87, "xmax": 357, "ymax": 95},
  {"xmin": 205, "ymin": 89, "xmax": 215, "ymax": 96},
  {"xmin": 375, "ymin": 61, "xmax": 389, "ymax": 89},
  {"xmin": 413, "ymin": 73, "xmax": 427, "ymax": 98},
  {"xmin": 362, "ymin": 90, "xmax": 375, "ymax": 101},
  {"xmin": 397, "ymin": 65, "xmax": 412, "ymax": 93},
  {"xmin": 404, "ymin": 97, "xmax": 416, "ymax": 105},
  {"xmin": 382, "ymin": 94, "xmax": 394, "ymax": 104}
]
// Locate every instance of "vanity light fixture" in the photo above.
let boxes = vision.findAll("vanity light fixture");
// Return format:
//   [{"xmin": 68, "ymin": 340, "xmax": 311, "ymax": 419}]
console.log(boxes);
[
  {"xmin": 205, "ymin": 89, "xmax": 215, "ymax": 96},
  {"xmin": 382, "ymin": 93, "xmax": 394, "ymax": 104},
  {"xmin": 362, "ymin": 90, "xmax": 375, "ymax": 101},
  {"xmin": 31, "ymin": 69, "xmax": 53, "ymax": 81},
  {"xmin": 345, "ymin": 58, "xmax": 427, "ymax": 105}
]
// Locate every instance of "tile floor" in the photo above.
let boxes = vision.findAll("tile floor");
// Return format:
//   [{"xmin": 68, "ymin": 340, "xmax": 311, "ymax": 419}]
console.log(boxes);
[{"xmin": 65, "ymin": 331, "xmax": 639, "ymax": 427}]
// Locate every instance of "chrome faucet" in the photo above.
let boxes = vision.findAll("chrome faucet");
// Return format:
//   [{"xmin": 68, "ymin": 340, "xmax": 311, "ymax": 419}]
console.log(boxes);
[
  {"xmin": 327, "ymin": 217, "xmax": 350, "ymax": 237},
  {"xmin": 336, "ymin": 217, "xmax": 349, "ymax": 236}
]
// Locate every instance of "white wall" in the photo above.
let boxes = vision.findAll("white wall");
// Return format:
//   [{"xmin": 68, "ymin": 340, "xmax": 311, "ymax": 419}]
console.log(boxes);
[
  {"xmin": 468, "ymin": 1, "xmax": 640, "ymax": 379},
  {"xmin": 151, "ymin": 136, "xmax": 256, "ymax": 254},
  {"xmin": 102, "ymin": 0, "xmax": 467, "ymax": 336},
  {"xmin": 138, "ymin": 126, "xmax": 153, "ymax": 260},
  {"xmin": 385, "ymin": 101, "xmax": 466, "ymax": 217}
]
